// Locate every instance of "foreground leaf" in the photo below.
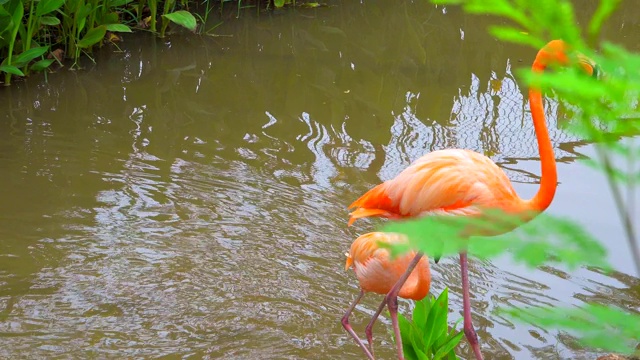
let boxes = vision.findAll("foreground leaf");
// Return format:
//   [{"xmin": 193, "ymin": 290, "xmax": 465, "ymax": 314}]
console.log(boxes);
[
  {"xmin": 501, "ymin": 304, "xmax": 640, "ymax": 355},
  {"xmin": 382, "ymin": 210, "xmax": 610, "ymax": 271}
]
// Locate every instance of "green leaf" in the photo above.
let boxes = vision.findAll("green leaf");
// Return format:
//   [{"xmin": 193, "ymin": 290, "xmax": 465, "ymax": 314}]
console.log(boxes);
[
  {"xmin": 77, "ymin": 3, "xmax": 93, "ymax": 21},
  {"xmin": 104, "ymin": 23, "xmax": 132, "ymax": 33},
  {"xmin": 39, "ymin": 16, "xmax": 61, "ymax": 26},
  {"xmin": 77, "ymin": 25, "xmax": 106, "ymax": 48},
  {"xmin": 414, "ymin": 347, "xmax": 429, "ymax": 360},
  {"xmin": 274, "ymin": 0, "xmax": 285, "ymax": 7},
  {"xmin": 30, "ymin": 58, "xmax": 55, "ymax": 71},
  {"xmin": 0, "ymin": 65, "xmax": 24, "ymax": 76},
  {"xmin": 409, "ymin": 318, "xmax": 426, "ymax": 351},
  {"xmin": 412, "ymin": 298, "xmax": 428, "ymax": 330},
  {"xmin": 76, "ymin": 16, "xmax": 86, "ymax": 34},
  {"xmin": 398, "ymin": 314, "xmax": 419, "ymax": 360},
  {"xmin": 0, "ymin": 6, "xmax": 11, "ymax": 33},
  {"xmin": 424, "ymin": 288, "xmax": 448, "ymax": 349},
  {"xmin": 100, "ymin": 12, "xmax": 120, "ymax": 25},
  {"xmin": 76, "ymin": 3, "xmax": 92, "ymax": 33},
  {"xmin": 433, "ymin": 331, "xmax": 464, "ymax": 360},
  {"xmin": 10, "ymin": 0, "xmax": 23, "ymax": 29},
  {"xmin": 432, "ymin": 326, "xmax": 450, "ymax": 350},
  {"xmin": 12, "ymin": 46, "xmax": 49, "ymax": 67},
  {"xmin": 36, "ymin": 0, "xmax": 65, "ymax": 16},
  {"xmin": 161, "ymin": 10, "xmax": 197, "ymax": 31},
  {"xmin": 404, "ymin": 344, "xmax": 420, "ymax": 360}
]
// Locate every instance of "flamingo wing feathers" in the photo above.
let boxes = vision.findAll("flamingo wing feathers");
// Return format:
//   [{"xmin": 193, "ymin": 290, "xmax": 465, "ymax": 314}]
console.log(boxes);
[{"xmin": 348, "ymin": 149, "xmax": 518, "ymax": 225}]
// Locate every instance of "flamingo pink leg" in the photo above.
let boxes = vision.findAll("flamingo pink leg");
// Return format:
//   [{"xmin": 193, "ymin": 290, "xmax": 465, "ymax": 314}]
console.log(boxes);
[
  {"xmin": 460, "ymin": 252, "xmax": 484, "ymax": 360},
  {"xmin": 364, "ymin": 295, "xmax": 389, "ymax": 356},
  {"xmin": 381, "ymin": 252, "xmax": 424, "ymax": 360},
  {"xmin": 341, "ymin": 289, "xmax": 375, "ymax": 360}
]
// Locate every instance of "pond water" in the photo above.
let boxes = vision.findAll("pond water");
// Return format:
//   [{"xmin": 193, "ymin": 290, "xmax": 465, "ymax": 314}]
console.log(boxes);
[{"xmin": 0, "ymin": 1, "xmax": 639, "ymax": 359}]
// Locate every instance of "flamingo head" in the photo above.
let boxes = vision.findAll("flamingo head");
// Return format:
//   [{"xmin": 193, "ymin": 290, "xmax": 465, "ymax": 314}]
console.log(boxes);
[{"xmin": 344, "ymin": 252, "xmax": 354, "ymax": 271}]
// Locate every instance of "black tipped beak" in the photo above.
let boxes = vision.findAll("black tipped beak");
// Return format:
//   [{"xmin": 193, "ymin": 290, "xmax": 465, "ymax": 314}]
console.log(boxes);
[{"xmin": 434, "ymin": 256, "xmax": 441, "ymax": 264}]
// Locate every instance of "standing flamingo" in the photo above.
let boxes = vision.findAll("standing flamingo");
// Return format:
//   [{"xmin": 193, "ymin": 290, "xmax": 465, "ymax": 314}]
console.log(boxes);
[
  {"xmin": 347, "ymin": 40, "xmax": 596, "ymax": 360},
  {"xmin": 342, "ymin": 232, "xmax": 431, "ymax": 360}
]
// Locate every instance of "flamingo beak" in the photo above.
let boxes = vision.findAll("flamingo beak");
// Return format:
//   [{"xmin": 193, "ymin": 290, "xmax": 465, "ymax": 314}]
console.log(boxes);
[{"xmin": 344, "ymin": 252, "xmax": 353, "ymax": 271}]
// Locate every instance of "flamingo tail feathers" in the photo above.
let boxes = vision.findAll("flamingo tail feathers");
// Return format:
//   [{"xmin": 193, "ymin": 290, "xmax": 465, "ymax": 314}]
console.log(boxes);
[{"xmin": 348, "ymin": 182, "xmax": 400, "ymax": 226}]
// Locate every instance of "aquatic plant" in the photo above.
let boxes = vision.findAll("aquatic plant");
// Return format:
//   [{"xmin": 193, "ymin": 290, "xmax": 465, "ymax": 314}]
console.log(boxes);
[
  {"xmin": 0, "ymin": 0, "xmax": 293, "ymax": 85},
  {"xmin": 397, "ymin": 288, "xmax": 464, "ymax": 360},
  {"xmin": 382, "ymin": 0, "xmax": 640, "ymax": 358}
]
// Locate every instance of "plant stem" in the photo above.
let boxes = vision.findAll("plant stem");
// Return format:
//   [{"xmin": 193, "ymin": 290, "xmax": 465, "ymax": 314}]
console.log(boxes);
[
  {"xmin": 149, "ymin": 0, "xmax": 157, "ymax": 32},
  {"xmin": 594, "ymin": 145, "xmax": 640, "ymax": 275}
]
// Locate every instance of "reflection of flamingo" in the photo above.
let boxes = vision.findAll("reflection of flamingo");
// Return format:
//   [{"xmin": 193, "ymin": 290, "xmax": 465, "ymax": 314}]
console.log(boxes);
[
  {"xmin": 342, "ymin": 232, "xmax": 430, "ymax": 360},
  {"xmin": 347, "ymin": 40, "xmax": 595, "ymax": 360}
]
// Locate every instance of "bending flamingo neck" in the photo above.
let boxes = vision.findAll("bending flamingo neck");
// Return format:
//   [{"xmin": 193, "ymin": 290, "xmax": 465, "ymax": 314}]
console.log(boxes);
[
  {"xmin": 402, "ymin": 260, "xmax": 431, "ymax": 300},
  {"xmin": 526, "ymin": 47, "xmax": 560, "ymax": 212}
]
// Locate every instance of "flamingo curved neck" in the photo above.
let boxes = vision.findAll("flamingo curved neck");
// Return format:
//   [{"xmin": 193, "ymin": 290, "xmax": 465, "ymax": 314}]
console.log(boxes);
[
  {"xmin": 402, "ymin": 261, "xmax": 431, "ymax": 300},
  {"xmin": 527, "ymin": 87, "xmax": 557, "ymax": 212},
  {"xmin": 525, "ymin": 54, "xmax": 559, "ymax": 212}
]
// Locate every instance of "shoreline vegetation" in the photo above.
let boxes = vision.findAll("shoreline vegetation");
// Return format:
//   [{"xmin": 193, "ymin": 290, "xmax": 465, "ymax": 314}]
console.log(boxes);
[{"xmin": 0, "ymin": 0, "xmax": 321, "ymax": 86}]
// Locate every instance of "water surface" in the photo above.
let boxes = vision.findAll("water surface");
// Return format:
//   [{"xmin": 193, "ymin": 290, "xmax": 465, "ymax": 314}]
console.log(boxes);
[{"xmin": 1, "ymin": 1, "xmax": 639, "ymax": 359}]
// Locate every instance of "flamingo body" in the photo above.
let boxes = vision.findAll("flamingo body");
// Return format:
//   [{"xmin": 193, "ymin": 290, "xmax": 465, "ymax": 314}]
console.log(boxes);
[
  {"xmin": 341, "ymin": 232, "xmax": 430, "ymax": 360},
  {"xmin": 348, "ymin": 149, "xmax": 530, "ymax": 228},
  {"xmin": 346, "ymin": 232, "xmax": 431, "ymax": 300}
]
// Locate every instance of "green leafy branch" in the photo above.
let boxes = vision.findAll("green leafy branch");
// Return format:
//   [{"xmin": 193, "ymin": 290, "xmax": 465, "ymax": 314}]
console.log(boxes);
[
  {"xmin": 501, "ymin": 304, "xmax": 640, "ymax": 355},
  {"xmin": 381, "ymin": 210, "xmax": 610, "ymax": 271}
]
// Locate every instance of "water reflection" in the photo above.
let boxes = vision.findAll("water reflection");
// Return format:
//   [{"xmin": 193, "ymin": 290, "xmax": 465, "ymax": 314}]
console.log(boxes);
[{"xmin": 0, "ymin": 1, "xmax": 638, "ymax": 359}]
